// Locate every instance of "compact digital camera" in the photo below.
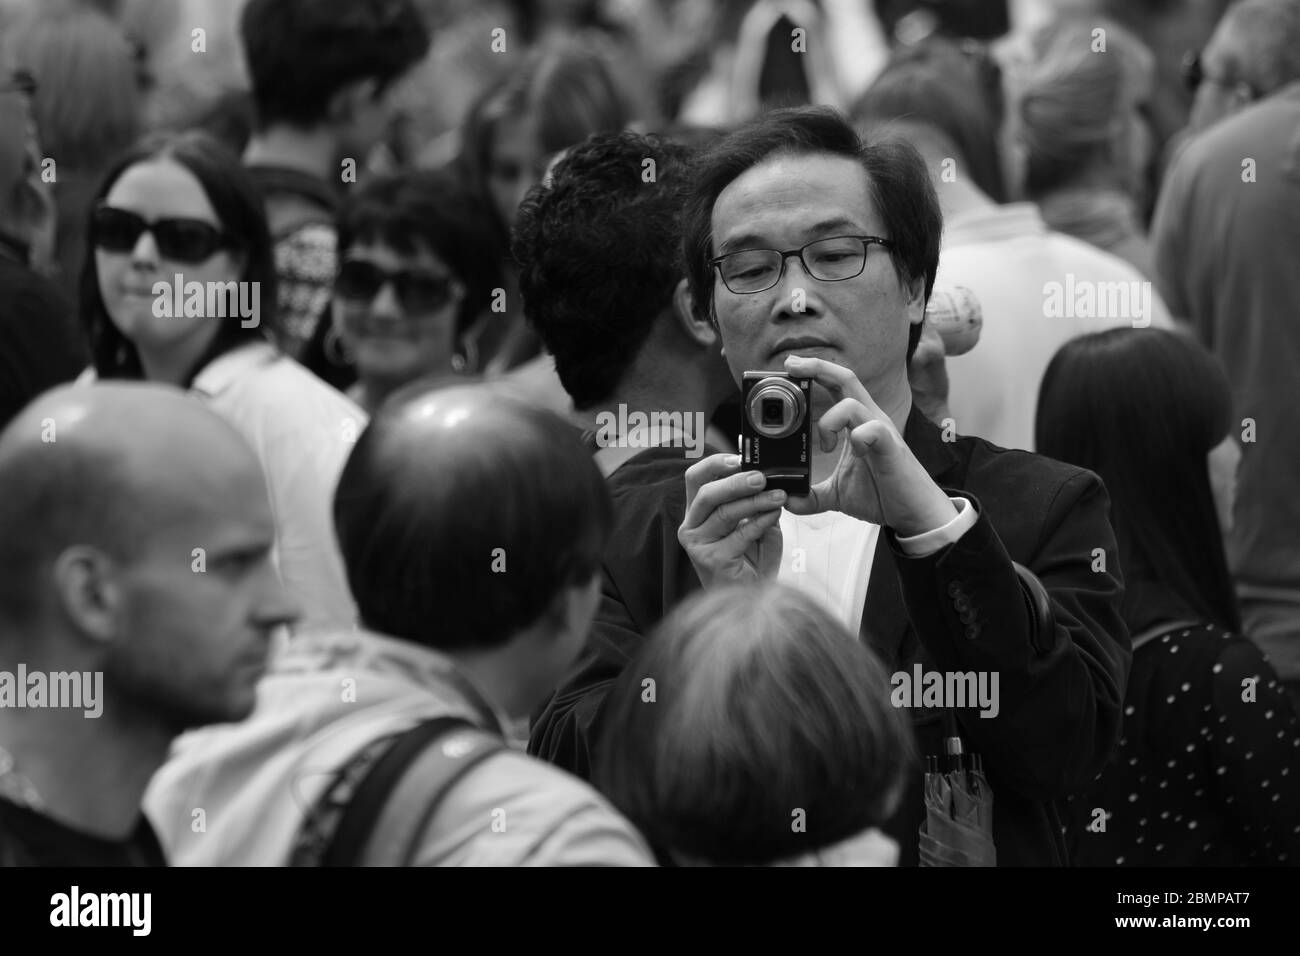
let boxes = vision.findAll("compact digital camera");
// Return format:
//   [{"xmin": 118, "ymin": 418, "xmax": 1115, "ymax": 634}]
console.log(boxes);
[{"xmin": 739, "ymin": 371, "xmax": 812, "ymax": 497}]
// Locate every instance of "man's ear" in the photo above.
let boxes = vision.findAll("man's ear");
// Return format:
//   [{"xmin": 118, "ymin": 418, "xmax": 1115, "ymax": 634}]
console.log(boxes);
[
  {"xmin": 671, "ymin": 277, "xmax": 719, "ymax": 349},
  {"xmin": 326, "ymin": 77, "xmax": 382, "ymax": 126},
  {"xmin": 902, "ymin": 272, "xmax": 927, "ymax": 328},
  {"xmin": 536, "ymin": 571, "xmax": 601, "ymax": 646},
  {"xmin": 50, "ymin": 546, "xmax": 123, "ymax": 645}
]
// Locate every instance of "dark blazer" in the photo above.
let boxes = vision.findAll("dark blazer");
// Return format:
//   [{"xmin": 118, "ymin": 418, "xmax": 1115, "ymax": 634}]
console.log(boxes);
[{"xmin": 529, "ymin": 406, "xmax": 1132, "ymax": 866}]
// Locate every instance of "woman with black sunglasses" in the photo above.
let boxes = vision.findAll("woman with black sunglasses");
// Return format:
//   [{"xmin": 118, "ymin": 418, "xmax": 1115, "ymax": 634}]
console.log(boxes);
[
  {"xmin": 79, "ymin": 130, "xmax": 364, "ymax": 634},
  {"xmin": 313, "ymin": 167, "xmax": 503, "ymax": 416}
]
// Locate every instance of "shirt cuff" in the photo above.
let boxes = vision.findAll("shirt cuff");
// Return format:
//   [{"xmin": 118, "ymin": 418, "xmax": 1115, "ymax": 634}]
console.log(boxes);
[{"xmin": 895, "ymin": 495, "xmax": 977, "ymax": 557}]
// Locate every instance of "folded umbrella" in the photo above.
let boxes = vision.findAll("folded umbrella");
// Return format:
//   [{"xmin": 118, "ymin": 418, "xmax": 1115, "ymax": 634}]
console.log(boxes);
[{"xmin": 918, "ymin": 736, "xmax": 996, "ymax": 866}]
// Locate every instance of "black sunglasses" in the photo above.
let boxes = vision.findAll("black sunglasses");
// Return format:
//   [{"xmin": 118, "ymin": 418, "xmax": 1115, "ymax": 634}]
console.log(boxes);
[
  {"xmin": 91, "ymin": 204, "xmax": 230, "ymax": 263},
  {"xmin": 335, "ymin": 259, "xmax": 462, "ymax": 313}
]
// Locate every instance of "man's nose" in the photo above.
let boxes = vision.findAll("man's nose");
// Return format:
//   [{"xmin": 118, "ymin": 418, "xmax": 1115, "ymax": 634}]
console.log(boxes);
[
  {"xmin": 773, "ymin": 253, "xmax": 820, "ymax": 317},
  {"xmin": 255, "ymin": 573, "xmax": 301, "ymax": 631}
]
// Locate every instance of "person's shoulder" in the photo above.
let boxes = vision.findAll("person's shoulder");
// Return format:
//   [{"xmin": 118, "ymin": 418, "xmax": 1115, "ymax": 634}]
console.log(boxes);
[
  {"xmin": 1202, "ymin": 88, "xmax": 1300, "ymax": 157},
  {"xmin": 950, "ymin": 429, "xmax": 1104, "ymax": 521},
  {"xmin": 249, "ymin": 350, "xmax": 366, "ymax": 420},
  {"xmin": 953, "ymin": 429, "xmax": 1090, "ymax": 484},
  {"xmin": 601, "ymin": 444, "xmax": 725, "ymax": 533},
  {"xmin": 420, "ymin": 748, "xmax": 655, "ymax": 866},
  {"xmin": 1041, "ymin": 229, "xmax": 1148, "ymax": 282}
]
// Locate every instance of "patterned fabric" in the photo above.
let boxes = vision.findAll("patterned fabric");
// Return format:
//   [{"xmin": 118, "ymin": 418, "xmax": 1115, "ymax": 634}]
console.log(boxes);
[
  {"xmin": 1064, "ymin": 621, "xmax": 1300, "ymax": 865},
  {"xmin": 275, "ymin": 222, "xmax": 337, "ymax": 360}
]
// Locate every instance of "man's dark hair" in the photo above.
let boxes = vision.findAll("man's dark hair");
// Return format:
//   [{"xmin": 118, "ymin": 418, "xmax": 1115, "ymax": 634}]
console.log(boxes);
[
  {"xmin": 681, "ymin": 107, "xmax": 942, "ymax": 362},
  {"xmin": 337, "ymin": 168, "xmax": 503, "ymax": 341},
  {"xmin": 0, "ymin": 265, "xmax": 87, "ymax": 431},
  {"xmin": 333, "ymin": 385, "xmax": 613, "ymax": 652},
  {"xmin": 239, "ymin": 0, "xmax": 431, "ymax": 130},
  {"xmin": 513, "ymin": 131, "xmax": 693, "ymax": 409}
]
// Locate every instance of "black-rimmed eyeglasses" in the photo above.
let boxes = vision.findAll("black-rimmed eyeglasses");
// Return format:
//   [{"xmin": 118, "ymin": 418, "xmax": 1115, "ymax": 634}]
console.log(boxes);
[{"xmin": 710, "ymin": 235, "xmax": 894, "ymax": 295}]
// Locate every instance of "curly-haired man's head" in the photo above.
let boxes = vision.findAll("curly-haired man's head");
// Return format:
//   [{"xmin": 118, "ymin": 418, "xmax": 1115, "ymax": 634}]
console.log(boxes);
[{"xmin": 513, "ymin": 131, "xmax": 706, "ymax": 411}]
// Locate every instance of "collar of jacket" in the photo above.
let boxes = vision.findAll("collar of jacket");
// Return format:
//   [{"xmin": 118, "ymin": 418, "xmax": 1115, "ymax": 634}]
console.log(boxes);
[
  {"xmin": 901, "ymin": 401, "xmax": 960, "ymax": 484},
  {"xmin": 190, "ymin": 339, "xmax": 279, "ymax": 399},
  {"xmin": 273, "ymin": 628, "xmax": 509, "ymax": 735}
]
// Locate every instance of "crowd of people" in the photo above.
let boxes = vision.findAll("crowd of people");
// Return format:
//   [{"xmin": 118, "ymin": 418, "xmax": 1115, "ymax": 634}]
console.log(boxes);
[{"xmin": 0, "ymin": 0, "xmax": 1297, "ymax": 868}]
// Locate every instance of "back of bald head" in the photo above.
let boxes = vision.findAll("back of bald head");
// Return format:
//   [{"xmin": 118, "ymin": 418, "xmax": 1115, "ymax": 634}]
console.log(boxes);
[
  {"xmin": 334, "ymin": 382, "xmax": 612, "ymax": 653},
  {"xmin": 0, "ymin": 382, "xmax": 263, "ymax": 630}
]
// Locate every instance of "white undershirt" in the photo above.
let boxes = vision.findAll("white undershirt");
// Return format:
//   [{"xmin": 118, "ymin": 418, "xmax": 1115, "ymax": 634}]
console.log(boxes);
[
  {"xmin": 776, "ymin": 497, "xmax": 979, "ymax": 637},
  {"xmin": 778, "ymin": 511, "xmax": 880, "ymax": 636}
]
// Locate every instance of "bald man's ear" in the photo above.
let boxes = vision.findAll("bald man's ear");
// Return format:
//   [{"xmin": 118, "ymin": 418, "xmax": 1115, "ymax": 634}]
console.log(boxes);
[
  {"xmin": 670, "ymin": 277, "xmax": 719, "ymax": 350},
  {"xmin": 51, "ymin": 546, "xmax": 123, "ymax": 645}
]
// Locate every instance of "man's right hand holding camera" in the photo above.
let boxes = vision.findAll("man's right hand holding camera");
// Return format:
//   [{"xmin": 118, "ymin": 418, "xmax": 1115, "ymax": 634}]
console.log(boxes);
[{"xmin": 678, "ymin": 454, "xmax": 786, "ymax": 589}]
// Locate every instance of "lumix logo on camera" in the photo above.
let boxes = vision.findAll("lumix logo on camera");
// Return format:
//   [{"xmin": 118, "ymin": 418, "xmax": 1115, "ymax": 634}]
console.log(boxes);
[{"xmin": 740, "ymin": 371, "xmax": 812, "ymax": 497}]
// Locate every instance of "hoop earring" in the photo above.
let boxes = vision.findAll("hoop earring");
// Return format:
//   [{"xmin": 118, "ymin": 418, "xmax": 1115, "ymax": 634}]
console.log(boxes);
[
  {"xmin": 452, "ymin": 333, "xmax": 479, "ymax": 375},
  {"xmin": 324, "ymin": 324, "xmax": 353, "ymax": 367}
]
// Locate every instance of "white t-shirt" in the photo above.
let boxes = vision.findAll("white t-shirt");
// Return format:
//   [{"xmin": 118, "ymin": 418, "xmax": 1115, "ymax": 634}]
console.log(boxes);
[
  {"xmin": 938, "ymin": 203, "xmax": 1174, "ymax": 451},
  {"xmin": 776, "ymin": 497, "xmax": 979, "ymax": 635},
  {"xmin": 778, "ymin": 511, "xmax": 880, "ymax": 636}
]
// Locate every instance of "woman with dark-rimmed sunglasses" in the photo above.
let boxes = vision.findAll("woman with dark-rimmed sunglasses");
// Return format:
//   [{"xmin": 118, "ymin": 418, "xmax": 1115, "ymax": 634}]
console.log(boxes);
[
  {"xmin": 316, "ymin": 167, "xmax": 503, "ymax": 417},
  {"xmin": 78, "ymin": 130, "xmax": 365, "ymax": 633}
]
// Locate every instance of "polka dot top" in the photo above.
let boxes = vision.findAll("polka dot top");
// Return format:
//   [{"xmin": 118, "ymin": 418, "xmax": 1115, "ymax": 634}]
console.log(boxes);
[{"xmin": 1063, "ymin": 622, "xmax": 1300, "ymax": 866}]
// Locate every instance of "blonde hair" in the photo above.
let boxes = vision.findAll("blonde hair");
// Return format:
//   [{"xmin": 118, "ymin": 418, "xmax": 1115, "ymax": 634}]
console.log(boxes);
[
  {"xmin": 2, "ymin": 2, "xmax": 142, "ymax": 165},
  {"xmin": 1005, "ymin": 16, "xmax": 1153, "ymax": 197}
]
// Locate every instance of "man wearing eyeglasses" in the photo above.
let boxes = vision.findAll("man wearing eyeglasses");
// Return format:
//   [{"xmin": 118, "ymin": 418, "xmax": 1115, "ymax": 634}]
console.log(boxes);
[
  {"xmin": 536, "ymin": 107, "xmax": 1131, "ymax": 867},
  {"xmin": 1182, "ymin": 0, "xmax": 1300, "ymax": 134}
]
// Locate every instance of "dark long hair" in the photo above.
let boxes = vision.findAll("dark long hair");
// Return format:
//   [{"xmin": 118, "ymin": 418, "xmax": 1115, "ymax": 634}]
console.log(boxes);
[
  {"xmin": 1035, "ymin": 328, "xmax": 1241, "ymax": 632},
  {"xmin": 79, "ymin": 130, "xmax": 277, "ymax": 386}
]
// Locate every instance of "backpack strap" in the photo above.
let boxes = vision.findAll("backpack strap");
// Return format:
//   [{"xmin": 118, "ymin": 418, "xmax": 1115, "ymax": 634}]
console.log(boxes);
[
  {"xmin": 291, "ymin": 716, "xmax": 506, "ymax": 867},
  {"xmin": 361, "ymin": 721, "xmax": 506, "ymax": 866}
]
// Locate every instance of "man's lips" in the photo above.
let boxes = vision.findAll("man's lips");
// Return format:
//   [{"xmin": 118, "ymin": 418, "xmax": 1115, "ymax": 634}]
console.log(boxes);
[{"xmin": 769, "ymin": 338, "xmax": 836, "ymax": 360}]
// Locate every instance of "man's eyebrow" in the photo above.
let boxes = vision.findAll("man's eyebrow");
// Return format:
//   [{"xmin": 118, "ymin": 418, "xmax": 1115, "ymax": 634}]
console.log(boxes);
[
  {"xmin": 716, "ymin": 218, "xmax": 867, "ymax": 256},
  {"xmin": 716, "ymin": 232, "xmax": 769, "ymax": 256},
  {"xmin": 803, "ymin": 216, "xmax": 863, "ymax": 237}
]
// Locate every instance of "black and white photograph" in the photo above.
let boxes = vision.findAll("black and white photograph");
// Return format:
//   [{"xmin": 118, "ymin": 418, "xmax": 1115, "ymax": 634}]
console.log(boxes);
[{"xmin": 0, "ymin": 0, "xmax": 1295, "ymax": 937}]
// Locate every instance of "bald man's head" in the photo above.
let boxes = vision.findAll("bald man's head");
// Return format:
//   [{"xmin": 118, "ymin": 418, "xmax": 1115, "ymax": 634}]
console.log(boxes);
[
  {"xmin": 334, "ymin": 383, "xmax": 612, "ymax": 652},
  {"xmin": 0, "ymin": 383, "xmax": 262, "ymax": 617},
  {"xmin": 0, "ymin": 383, "xmax": 297, "ymax": 727}
]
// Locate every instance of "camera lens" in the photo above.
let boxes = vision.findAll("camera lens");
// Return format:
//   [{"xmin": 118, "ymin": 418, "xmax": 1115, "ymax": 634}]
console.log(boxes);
[
  {"xmin": 746, "ymin": 377, "xmax": 807, "ymax": 440},
  {"xmin": 762, "ymin": 398, "xmax": 784, "ymax": 426}
]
